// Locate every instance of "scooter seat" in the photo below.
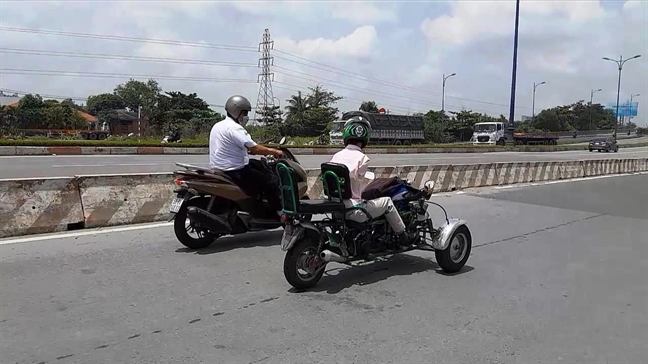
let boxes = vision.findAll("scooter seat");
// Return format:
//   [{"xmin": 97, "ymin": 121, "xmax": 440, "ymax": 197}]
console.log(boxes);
[{"xmin": 299, "ymin": 199, "xmax": 346, "ymax": 214}]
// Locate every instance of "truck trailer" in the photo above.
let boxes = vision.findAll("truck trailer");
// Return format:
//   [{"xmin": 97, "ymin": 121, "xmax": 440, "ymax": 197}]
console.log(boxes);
[{"xmin": 329, "ymin": 111, "xmax": 425, "ymax": 146}]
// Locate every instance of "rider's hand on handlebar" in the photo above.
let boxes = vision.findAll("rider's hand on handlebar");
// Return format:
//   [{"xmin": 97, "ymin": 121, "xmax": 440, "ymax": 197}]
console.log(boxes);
[{"xmin": 273, "ymin": 149, "xmax": 285, "ymax": 159}]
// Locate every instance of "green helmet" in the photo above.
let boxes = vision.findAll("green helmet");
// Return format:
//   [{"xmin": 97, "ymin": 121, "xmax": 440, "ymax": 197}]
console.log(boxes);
[{"xmin": 343, "ymin": 115, "xmax": 371, "ymax": 148}]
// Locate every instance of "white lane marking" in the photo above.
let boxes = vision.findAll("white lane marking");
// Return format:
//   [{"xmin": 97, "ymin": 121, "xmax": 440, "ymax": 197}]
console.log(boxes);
[{"xmin": 0, "ymin": 222, "xmax": 173, "ymax": 246}]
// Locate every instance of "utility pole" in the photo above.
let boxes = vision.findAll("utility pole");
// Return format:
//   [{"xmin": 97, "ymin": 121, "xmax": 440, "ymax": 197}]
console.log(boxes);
[
  {"xmin": 602, "ymin": 54, "xmax": 642, "ymax": 139},
  {"xmin": 441, "ymin": 73, "xmax": 456, "ymax": 127},
  {"xmin": 254, "ymin": 29, "xmax": 276, "ymax": 126},
  {"xmin": 506, "ymin": 0, "xmax": 521, "ymax": 145},
  {"xmin": 589, "ymin": 88, "xmax": 602, "ymax": 131},
  {"xmin": 532, "ymin": 81, "xmax": 545, "ymax": 123}
]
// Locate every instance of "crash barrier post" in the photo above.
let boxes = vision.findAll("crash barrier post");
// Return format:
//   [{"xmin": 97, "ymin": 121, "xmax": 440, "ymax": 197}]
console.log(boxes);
[
  {"xmin": 0, "ymin": 177, "xmax": 85, "ymax": 238},
  {"xmin": 76, "ymin": 173, "xmax": 177, "ymax": 229},
  {"xmin": 1, "ymin": 158, "xmax": 646, "ymax": 238}
]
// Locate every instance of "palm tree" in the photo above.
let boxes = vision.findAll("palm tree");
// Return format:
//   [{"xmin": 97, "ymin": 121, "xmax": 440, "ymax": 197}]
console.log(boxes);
[{"xmin": 284, "ymin": 91, "xmax": 309, "ymax": 125}]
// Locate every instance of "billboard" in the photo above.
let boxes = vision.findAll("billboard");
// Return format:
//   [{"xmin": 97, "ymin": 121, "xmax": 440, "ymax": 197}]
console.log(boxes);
[{"xmin": 606, "ymin": 102, "xmax": 638, "ymax": 117}]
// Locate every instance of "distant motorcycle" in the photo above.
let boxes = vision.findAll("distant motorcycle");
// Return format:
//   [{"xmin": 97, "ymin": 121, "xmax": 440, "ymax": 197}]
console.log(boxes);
[{"xmin": 162, "ymin": 129, "xmax": 182, "ymax": 144}]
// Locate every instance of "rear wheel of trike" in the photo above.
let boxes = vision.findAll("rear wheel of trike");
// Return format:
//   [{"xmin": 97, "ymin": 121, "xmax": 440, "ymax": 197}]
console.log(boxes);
[
  {"xmin": 435, "ymin": 225, "xmax": 472, "ymax": 274},
  {"xmin": 283, "ymin": 237, "xmax": 325, "ymax": 290}
]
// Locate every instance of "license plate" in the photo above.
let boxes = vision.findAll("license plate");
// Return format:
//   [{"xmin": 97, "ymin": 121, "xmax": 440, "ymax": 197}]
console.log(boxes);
[
  {"xmin": 281, "ymin": 224, "xmax": 302, "ymax": 251},
  {"xmin": 169, "ymin": 197, "xmax": 183, "ymax": 213}
]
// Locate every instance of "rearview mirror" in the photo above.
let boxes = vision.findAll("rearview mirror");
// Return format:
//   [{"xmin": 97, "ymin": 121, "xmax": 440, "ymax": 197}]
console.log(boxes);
[
  {"xmin": 279, "ymin": 136, "xmax": 287, "ymax": 145},
  {"xmin": 424, "ymin": 180, "xmax": 435, "ymax": 190}
]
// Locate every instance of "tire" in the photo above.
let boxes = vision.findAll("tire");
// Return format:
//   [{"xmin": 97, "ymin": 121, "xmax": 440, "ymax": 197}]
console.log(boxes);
[
  {"xmin": 173, "ymin": 198, "xmax": 219, "ymax": 249},
  {"xmin": 589, "ymin": 149, "xmax": 593, "ymax": 152},
  {"xmin": 614, "ymin": 146, "xmax": 619, "ymax": 153},
  {"xmin": 435, "ymin": 225, "xmax": 472, "ymax": 274},
  {"xmin": 283, "ymin": 236, "xmax": 326, "ymax": 290}
]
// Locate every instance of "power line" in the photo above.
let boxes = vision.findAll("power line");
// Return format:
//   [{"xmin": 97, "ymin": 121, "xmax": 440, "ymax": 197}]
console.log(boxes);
[
  {"xmin": 0, "ymin": 68, "xmax": 258, "ymax": 83},
  {"xmin": 0, "ymin": 26, "xmax": 523, "ymax": 110},
  {"xmin": 0, "ymin": 27, "xmax": 258, "ymax": 52},
  {"xmin": 0, "ymin": 47, "xmax": 462, "ymax": 112},
  {"xmin": 0, "ymin": 48, "xmax": 259, "ymax": 68},
  {"xmin": 273, "ymin": 52, "xmax": 527, "ymax": 110},
  {"xmin": 273, "ymin": 66, "xmax": 501, "ymax": 114}
]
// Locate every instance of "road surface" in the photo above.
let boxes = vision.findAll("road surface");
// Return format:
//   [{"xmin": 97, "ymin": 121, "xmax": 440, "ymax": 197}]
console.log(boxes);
[
  {"xmin": 1, "ymin": 146, "xmax": 647, "ymax": 179},
  {"xmin": 2, "ymin": 173, "xmax": 647, "ymax": 363}
]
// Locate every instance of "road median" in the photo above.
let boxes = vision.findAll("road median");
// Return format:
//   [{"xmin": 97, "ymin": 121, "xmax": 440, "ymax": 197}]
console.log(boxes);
[
  {"xmin": 2, "ymin": 142, "xmax": 648, "ymax": 156},
  {"xmin": 2, "ymin": 157, "xmax": 646, "ymax": 239}
]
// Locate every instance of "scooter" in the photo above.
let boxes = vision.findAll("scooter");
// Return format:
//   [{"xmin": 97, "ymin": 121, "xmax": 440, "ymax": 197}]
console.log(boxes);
[
  {"xmin": 162, "ymin": 129, "xmax": 182, "ymax": 143},
  {"xmin": 169, "ymin": 137, "xmax": 310, "ymax": 249}
]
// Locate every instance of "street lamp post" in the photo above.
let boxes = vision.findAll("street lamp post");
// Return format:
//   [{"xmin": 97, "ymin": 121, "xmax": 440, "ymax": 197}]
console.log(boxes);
[
  {"xmin": 442, "ymin": 72, "xmax": 456, "ymax": 127},
  {"xmin": 602, "ymin": 54, "xmax": 642, "ymax": 138},
  {"xmin": 589, "ymin": 88, "xmax": 602, "ymax": 131},
  {"xmin": 532, "ymin": 81, "xmax": 545, "ymax": 122}
]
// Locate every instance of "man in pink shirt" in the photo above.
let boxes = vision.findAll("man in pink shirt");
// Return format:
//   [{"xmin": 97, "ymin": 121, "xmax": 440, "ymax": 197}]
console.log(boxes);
[{"xmin": 329, "ymin": 116, "xmax": 416, "ymax": 248}]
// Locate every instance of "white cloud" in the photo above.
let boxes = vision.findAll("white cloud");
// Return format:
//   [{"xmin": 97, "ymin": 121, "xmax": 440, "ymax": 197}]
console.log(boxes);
[
  {"xmin": 331, "ymin": 2, "xmax": 397, "ymax": 24},
  {"xmin": 420, "ymin": 0, "xmax": 607, "ymax": 47},
  {"xmin": 274, "ymin": 26, "xmax": 379, "ymax": 58}
]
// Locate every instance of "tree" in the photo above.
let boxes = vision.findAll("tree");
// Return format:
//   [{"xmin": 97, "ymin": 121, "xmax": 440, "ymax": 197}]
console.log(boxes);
[
  {"xmin": 284, "ymin": 85, "xmax": 342, "ymax": 137},
  {"xmin": 152, "ymin": 90, "xmax": 223, "ymax": 137},
  {"xmin": 86, "ymin": 93, "xmax": 126, "ymax": 115},
  {"xmin": 532, "ymin": 101, "xmax": 615, "ymax": 132},
  {"xmin": 359, "ymin": 101, "xmax": 379, "ymax": 113},
  {"xmin": 43, "ymin": 103, "xmax": 86, "ymax": 129},
  {"xmin": 113, "ymin": 78, "xmax": 161, "ymax": 119}
]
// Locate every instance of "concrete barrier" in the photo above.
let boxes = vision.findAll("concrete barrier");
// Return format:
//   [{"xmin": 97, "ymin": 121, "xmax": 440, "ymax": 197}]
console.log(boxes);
[
  {"xmin": 0, "ymin": 158, "xmax": 646, "ymax": 238},
  {"xmin": 76, "ymin": 173, "xmax": 176, "ymax": 228},
  {"xmin": 0, "ymin": 177, "xmax": 85, "ymax": 238},
  {"xmin": 3, "ymin": 142, "xmax": 647, "ymax": 156}
]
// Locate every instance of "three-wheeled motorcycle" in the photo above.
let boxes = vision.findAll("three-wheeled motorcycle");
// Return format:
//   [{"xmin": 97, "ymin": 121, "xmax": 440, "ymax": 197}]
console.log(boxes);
[{"xmin": 275, "ymin": 161, "xmax": 472, "ymax": 290}]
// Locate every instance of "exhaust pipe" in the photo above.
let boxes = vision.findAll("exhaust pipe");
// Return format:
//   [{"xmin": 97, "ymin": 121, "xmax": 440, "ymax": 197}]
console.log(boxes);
[
  {"xmin": 186, "ymin": 206, "xmax": 232, "ymax": 233},
  {"xmin": 320, "ymin": 250, "xmax": 348, "ymax": 263}
]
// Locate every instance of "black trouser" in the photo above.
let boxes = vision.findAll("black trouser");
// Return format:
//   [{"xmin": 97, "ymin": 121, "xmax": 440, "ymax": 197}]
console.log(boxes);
[{"xmin": 224, "ymin": 162, "xmax": 282, "ymax": 211}]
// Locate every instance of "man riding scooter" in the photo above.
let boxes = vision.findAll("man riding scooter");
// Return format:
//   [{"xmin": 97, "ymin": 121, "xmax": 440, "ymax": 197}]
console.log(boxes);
[
  {"xmin": 209, "ymin": 95, "xmax": 285, "ymax": 216},
  {"xmin": 328, "ymin": 116, "xmax": 417, "ymax": 249}
]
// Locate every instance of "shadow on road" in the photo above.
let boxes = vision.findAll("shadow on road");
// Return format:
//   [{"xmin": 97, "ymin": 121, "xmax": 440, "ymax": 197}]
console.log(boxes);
[
  {"xmin": 175, "ymin": 230, "xmax": 283, "ymax": 255},
  {"xmin": 292, "ymin": 253, "xmax": 474, "ymax": 294}
]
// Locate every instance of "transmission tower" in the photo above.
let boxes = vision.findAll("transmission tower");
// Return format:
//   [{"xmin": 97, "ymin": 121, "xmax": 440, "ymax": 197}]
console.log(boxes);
[{"xmin": 254, "ymin": 28, "xmax": 276, "ymax": 124}]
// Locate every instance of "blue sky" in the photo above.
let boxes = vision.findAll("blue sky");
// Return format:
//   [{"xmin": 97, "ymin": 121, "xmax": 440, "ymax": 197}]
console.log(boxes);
[{"xmin": 1, "ymin": 0, "xmax": 646, "ymax": 124}]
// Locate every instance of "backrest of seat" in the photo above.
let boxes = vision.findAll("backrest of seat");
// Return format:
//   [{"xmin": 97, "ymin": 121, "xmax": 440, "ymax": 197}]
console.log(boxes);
[
  {"xmin": 320, "ymin": 162, "xmax": 352, "ymax": 201},
  {"xmin": 276, "ymin": 162, "xmax": 300, "ymax": 214}
]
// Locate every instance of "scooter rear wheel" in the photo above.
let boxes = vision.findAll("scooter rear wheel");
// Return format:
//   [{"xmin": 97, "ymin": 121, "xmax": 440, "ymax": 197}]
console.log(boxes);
[{"xmin": 174, "ymin": 200, "xmax": 219, "ymax": 249}]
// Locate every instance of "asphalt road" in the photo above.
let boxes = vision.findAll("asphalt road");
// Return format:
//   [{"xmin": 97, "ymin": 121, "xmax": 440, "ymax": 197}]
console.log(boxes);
[
  {"xmin": 2, "ymin": 174, "xmax": 647, "ymax": 364},
  {"xmin": 1, "ymin": 146, "xmax": 647, "ymax": 179}
]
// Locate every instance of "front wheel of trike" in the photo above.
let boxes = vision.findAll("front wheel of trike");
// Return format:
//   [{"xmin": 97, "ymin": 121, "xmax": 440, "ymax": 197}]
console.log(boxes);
[
  {"xmin": 283, "ymin": 237, "xmax": 326, "ymax": 290},
  {"xmin": 435, "ymin": 225, "xmax": 472, "ymax": 274}
]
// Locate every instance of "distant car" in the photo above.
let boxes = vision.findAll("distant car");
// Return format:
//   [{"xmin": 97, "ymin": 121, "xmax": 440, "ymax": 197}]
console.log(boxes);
[{"xmin": 588, "ymin": 137, "xmax": 618, "ymax": 153}]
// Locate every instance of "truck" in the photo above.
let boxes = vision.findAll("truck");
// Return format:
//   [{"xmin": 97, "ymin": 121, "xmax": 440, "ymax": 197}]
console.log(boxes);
[
  {"xmin": 329, "ymin": 111, "xmax": 425, "ymax": 146},
  {"xmin": 472, "ymin": 121, "xmax": 560, "ymax": 146}
]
